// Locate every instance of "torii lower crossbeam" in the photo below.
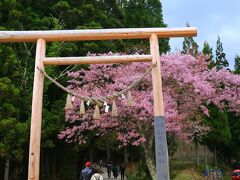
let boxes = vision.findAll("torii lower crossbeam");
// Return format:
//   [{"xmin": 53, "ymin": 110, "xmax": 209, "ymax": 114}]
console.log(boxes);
[{"xmin": 0, "ymin": 27, "xmax": 197, "ymax": 180}]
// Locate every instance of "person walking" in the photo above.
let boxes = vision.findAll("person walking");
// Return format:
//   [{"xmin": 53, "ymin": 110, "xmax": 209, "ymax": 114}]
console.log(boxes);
[
  {"xmin": 120, "ymin": 163, "xmax": 126, "ymax": 180},
  {"xmin": 107, "ymin": 162, "xmax": 112, "ymax": 178},
  {"xmin": 112, "ymin": 164, "xmax": 118, "ymax": 179},
  {"xmin": 80, "ymin": 161, "xmax": 93, "ymax": 180},
  {"xmin": 99, "ymin": 160, "xmax": 103, "ymax": 169},
  {"xmin": 91, "ymin": 173, "xmax": 103, "ymax": 180}
]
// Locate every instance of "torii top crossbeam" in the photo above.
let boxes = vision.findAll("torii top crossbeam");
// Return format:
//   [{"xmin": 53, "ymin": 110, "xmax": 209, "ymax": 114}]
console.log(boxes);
[{"xmin": 0, "ymin": 27, "xmax": 197, "ymax": 42}]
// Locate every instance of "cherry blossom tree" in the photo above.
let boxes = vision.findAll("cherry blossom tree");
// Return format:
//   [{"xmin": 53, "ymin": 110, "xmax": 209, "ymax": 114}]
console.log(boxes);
[{"xmin": 58, "ymin": 53, "xmax": 240, "ymax": 178}]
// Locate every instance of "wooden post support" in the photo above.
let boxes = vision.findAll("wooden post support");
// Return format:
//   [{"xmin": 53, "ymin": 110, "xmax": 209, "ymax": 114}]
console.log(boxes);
[
  {"xmin": 150, "ymin": 33, "xmax": 169, "ymax": 180},
  {"xmin": 28, "ymin": 39, "xmax": 46, "ymax": 180}
]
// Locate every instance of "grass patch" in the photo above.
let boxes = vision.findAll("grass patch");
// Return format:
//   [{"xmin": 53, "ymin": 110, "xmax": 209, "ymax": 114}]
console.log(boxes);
[
  {"xmin": 170, "ymin": 160, "xmax": 232, "ymax": 180},
  {"xmin": 173, "ymin": 169, "xmax": 203, "ymax": 180},
  {"xmin": 124, "ymin": 160, "xmax": 232, "ymax": 179},
  {"xmin": 125, "ymin": 162, "xmax": 152, "ymax": 180}
]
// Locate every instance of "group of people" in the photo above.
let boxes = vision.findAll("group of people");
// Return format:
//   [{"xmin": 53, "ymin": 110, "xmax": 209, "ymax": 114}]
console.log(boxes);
[
  {"xmin": 79, "ymin": 162, "xmax": 103, "ymax": 180},
  {"xmin": 79, "ymin": 161, "xmax": 126, "ymax": 180},
  {"xmin": 106, "ymin": 162, "xmax": 126, "ymax": 180},
  {"xmin": 203, "ymin": 167, "xmax": 224, "ymax": 179}
]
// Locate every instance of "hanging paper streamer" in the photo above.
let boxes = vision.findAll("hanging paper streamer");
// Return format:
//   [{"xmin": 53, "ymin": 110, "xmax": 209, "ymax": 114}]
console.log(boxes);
[
  {"xmin": 86, "ymin": 100, "xmax": 91, "ymax": 106},
  {"xmin": 127, "ymin": 90, "xmax": 133, "ymax": 107},
  {"xmin": 79, "ymin": 100, "xmax": 85, "ymax": 115},
  {"xmin": 93, "ymin": 104, "xmax": 101, "ymax": 119},
  {"xmin": 104, "ymin": 101, "xmax": 107, "ymax": 106},
  {"xmin": 71, "ymin": 96, "xmax": 75, "ymax": 102},
  {"xmin": 65, "ymin": 94, "xmax": 73, "ymax": 109},
  {"xmin": 104, "ymin": 101, "xmax": 109, "ymax": 113},
  {"xmin": 105, "ymin": 105, "xmax": 110, "ymax": 113},
  {"xmin": 111, "ymin": 100, "xmax": 118, "ymax": 117}
]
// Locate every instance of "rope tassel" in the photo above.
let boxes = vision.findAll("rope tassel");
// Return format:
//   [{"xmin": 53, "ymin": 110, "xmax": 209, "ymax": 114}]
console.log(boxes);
[
  {"xmin": 79, "ymin": 100, "xmax": 85, "ymax": 115},
  {"xmin": 65, "ymin": 94, "xmax": 73, "ymax": 109},
  {"xmin": 127, "ymin": 90, "xmax": 133, "ymax": 107},
  {"xmin": 111, "ymin": 100, "xmax": 118, "ymax": 117},
  {"xmin": 93, "ymin": 104, "xmax": 101, "ymax": 119}
]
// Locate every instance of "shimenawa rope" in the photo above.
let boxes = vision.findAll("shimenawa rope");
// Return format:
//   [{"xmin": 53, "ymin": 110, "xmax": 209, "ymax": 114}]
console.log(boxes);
[{"xmin": 37, "ymin": 64, "xmax": 156, "ymax": 106}]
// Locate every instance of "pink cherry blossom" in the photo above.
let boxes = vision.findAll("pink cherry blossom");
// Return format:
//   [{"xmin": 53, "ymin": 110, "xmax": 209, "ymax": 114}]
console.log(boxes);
[{"xmin": 58, "ymin": 53, "xmax": 240, "ymax": 145}]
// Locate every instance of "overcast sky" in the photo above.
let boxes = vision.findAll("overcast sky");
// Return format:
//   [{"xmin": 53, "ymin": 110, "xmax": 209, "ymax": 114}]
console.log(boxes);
[{"xmin": 161, "ymin": 0, "xmax": 240, "ymax": 69}]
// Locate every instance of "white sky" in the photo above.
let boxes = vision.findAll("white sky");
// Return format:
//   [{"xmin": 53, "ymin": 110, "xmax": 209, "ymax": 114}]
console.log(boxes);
[{"xmin": 161, "ymin": 0, "xmax": 240, "ymax": 69}]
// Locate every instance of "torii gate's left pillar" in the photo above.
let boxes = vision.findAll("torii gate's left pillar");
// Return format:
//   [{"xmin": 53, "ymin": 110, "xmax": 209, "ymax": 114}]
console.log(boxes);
[{"xmin": 28, "ymin": 39, "xmax": 46, "ymax": 180}]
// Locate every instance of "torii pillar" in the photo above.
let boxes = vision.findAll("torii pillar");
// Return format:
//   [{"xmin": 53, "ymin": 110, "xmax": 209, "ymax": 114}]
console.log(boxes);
[{"xmin": 0, "ymin": 27, "xmax": 197, "ymax": 180}]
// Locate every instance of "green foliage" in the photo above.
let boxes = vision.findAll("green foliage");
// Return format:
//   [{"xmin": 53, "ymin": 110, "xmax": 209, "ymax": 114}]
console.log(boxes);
[
  {"xmin": 202, "ymin": 41, "xmax": 214, "ymax": 69},
  {"xmin": 125, "ymin": 0, "xmax": 163, "ymax": 27},
  {"xmin": 124, "ymin": 0, "xmax": 170, "ymax": 53},
  {"xmin": 227, "ymin": 113, "xmax": 240, "ymax": 159},
  {"xmin": 182, "ymin": 23, "xmax": 199, "ymax": 56},
  {"xmin": 204, "ymin": 105, "xmax": 231, "ymax": 150},
  {"xmin": 234, "ymin": 55, "xmax": 240, "ymax": 74},
  {"xmin": 215, "ymin": 36, "xmax": 229, "ymax": 70},
  {"xmin": 53, "ymin": 1, "xmax": 70, "ymax": 11},
  {"xmin": 0, "ymin": 118, "xmax": 28, "ymax": 160},
  {"xmin": 126, "ymin": 161, "xmax": 151, "ymax": 180},
  {"xmin": 0, "ymin": 44, "xmax": 28, "ymax": 162},
  {"xmin": 42, "ymin": 99, "xmax": 65, "ymax": 149},
  {"xmin": 167, "ymin": 133, "xmax": 180, "ymax": 156}
]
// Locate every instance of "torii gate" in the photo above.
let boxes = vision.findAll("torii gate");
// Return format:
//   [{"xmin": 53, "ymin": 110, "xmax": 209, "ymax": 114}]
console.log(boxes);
[{"xmin": 0, "ymin": 27, "xmax": 197, "ymax": 180}]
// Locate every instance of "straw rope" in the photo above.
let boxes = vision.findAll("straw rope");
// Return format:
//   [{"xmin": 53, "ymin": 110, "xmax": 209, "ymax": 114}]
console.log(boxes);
[{"xmin": 37, "ymin": 63, "xmax": 156, "ymax": 105}]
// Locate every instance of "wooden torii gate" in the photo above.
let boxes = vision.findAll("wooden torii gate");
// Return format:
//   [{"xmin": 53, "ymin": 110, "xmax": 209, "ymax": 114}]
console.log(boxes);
[{"xmin": 0, "ymin": 28, "xmax": 197, "ymax": 180}]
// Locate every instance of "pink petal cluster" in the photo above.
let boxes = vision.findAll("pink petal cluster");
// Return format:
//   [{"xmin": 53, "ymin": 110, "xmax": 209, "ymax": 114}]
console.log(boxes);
[{"xmin": 58, "ymin": 53, "xmax": 240, "ymax": 145}]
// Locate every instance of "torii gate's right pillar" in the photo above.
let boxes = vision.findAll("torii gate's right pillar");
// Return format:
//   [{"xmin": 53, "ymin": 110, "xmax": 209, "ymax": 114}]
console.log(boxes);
[{"xmin": 150, "ymin": 33, "xmax": 169, "ymax": 180}]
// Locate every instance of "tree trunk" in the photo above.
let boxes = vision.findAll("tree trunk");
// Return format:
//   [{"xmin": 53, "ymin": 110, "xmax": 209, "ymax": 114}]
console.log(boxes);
[
  {"xmin": 130, "ymin": 148, "xmax": 134, "ymax": 162},
  {"xmin": 143, "ymin": 143, "xmax": 156, "ymax": 180},
  {"xmin": 214, "ymin": 145, "xmax": 218, "ymax": 167},
  {"xmin": 4, "ymin": 156, "xmax": 10, "ymax": 180},
  {"xmin": 137, "ymin": 122, "xmax": 157, "ymax": 180},
  {"xmin": 90, "ymin": 149, "xmax": 93, "ymax": 163},
  {"xmin": 195, "ymin": 141, "xmax": 199, "ymax": 166},
  {"xmin": 45, "ymin": 150, "xmax": 50, "ymax": 178},
  {"xmin": 40, "ymin": 148, "xmax": 44, "ymax": 179},
  {"xmin": 204, "ymin": 144, "xmax": 208, "ymax": 168},
  {"xmin": 53, "ymin": 150, "xmax": 56, "ymax": 180},
  {"xmin": 107, "ymin": 144, "xmax": 111, "ymax": 162},
  {"xmin": 124, "ymin": 147, "xmax": 128, "ymax": 163},
  {"xmin": 12, "ymin": 163, "xmax": 23, "ymax": 180}
]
